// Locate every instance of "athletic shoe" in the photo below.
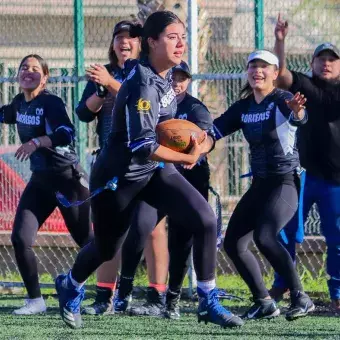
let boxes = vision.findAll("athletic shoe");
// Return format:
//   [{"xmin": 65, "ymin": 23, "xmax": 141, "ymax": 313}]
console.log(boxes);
[
  {"xmin": 129, "ymin": 287, "xmax": 165, "ymax": 317},
  {"xmin": 12, "ymin": 297, "xmax": 47, "ymax": 315},
  {"xmin": 164, "ymin": 289, "xmax": 181, "ymax": 320},
  {"xmin": 82, "ymin": 286, "xmax": 113, "ymax": 315},
  {"xmin": 55, "ymin": 274, "xmax": 84, "ymax": 329},
  {"xmin": 268, "ymin": 286, "xmax": 289, "ymax": 303},
  {"xmin": 286, "ymin": 291, "xmax": 315, "ymax": 321},
  {"xmin": 82, "ymin": 300, "xmax": 113, "ymax": 315},
  {"xmin": 197, "ymin": 287, "xmax": 244, "ymax": 328},
  {"xmin": 113, "ymin": 277, "xmax": 133, "ymax": 313},
  {"xmin": 243, "ymin": 298, "xmax": 280, "ymax": 320},
  {"xmin": 114, "ymin": 292, "xmax": 132, "ymax": 313}
]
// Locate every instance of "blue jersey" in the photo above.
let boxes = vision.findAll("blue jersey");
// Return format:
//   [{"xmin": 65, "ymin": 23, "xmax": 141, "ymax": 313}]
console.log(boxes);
[
  {"xmin": 0, "ymin": 90, "xmax": 77, "ymax": 172},
  {"xmin": 213, "ymin": 88, "xmax": 307, "ymax": 178},
  {"xmin": 90, "ymin": 58, "xmax": 176, "ymax": 187},
  {"xmin": 76, "ymin": 65, "xmax": 124, "ymax": 149}
]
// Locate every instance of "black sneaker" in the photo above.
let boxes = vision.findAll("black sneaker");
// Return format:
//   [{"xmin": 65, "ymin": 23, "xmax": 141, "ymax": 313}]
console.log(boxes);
[
  {"xmin": 129, "ymin": 287, "xmax": 165, "ymax": 317},
  {"xmin": 82, "ymin": 286, "xmax": 113, "ymax": 315},
  {"xmin": 286, "ymin": 291, "xmax": 315, "ymax": 321},
  {"xmin": 164, "ymin": 290, "xmax": 181, "ymax": 320},
  {"xmin": 243, "ymin": 298, "xmax": 280, "ymax": 320}
]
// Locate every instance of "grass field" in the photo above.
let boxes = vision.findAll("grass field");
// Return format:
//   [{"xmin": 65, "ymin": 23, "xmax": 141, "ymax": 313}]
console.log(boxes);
[{"xmin": 0, "ymin": 293, "xmax": 339, "ymax": 340}]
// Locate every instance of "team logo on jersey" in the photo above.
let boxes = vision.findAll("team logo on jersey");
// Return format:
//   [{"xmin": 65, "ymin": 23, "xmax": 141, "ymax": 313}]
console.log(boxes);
[
  {"xmin": 160, "ymin": 88, "xmax": 176, "ymax": 108},
  {"xmin": 267, "ymin": 102, "xmax": 274, "ymax": 110},
  {"xmin": 177, "ymin": 113, "xmax": 188, "ymax": 120},
  {"xmin": 16, "ymin": 112, "xmax": 40, "ymax": 125},
  {"xmin": 136, "ymin": 98, "xmax": 151, "ymax": 113},
  {"xmin": 36, "ymin": 108, "xmax": 44, "ymax": 116}
]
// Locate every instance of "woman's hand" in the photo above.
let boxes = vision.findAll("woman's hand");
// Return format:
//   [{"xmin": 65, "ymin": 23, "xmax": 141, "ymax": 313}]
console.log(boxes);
[
  {"xmin": 15, "ymin": 141, "xmax": 37, "ymax": 162},
  {"xmin": 275, "ymin": 13, "xmax": 289, "ymax": 42},
  {"xmin": 286, "ymin": 92, "xmax": 307, "ymax": 120},
  {"xmin": 86, "ymin": 64, "xmax": 111, "ymax": 87},
  {"xmin": 183, "ymin": 133, "xmax": 207, "ymax": 170}
]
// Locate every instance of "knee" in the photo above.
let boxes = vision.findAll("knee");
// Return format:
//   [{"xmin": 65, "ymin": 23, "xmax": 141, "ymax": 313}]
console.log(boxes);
[
  {"xmin": 11, "ymin": 230, "xmax": 31, "ymax": 252},
  {"xmin": 150, "ymin": 219, "xmax": 167, "ymax": 239},
  {"xmin": 94, "ymin": 239, "xmax": 116, "ymax": 262},
  {"xmin": 196, "ymin": 206, "xmax": 216, "ymax": 234},
  {"xmin": 253, "ymin": 231, "xmax": 272, "ymax": 253}
]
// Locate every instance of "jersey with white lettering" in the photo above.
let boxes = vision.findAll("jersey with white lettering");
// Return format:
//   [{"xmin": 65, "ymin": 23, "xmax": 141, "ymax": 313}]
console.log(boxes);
[
  {"xmin": 213, "ymin": 88, "xmax": 307, "ymax": 178},
  {"xmin": 0, "ymin": 90, "xmax": 77, "ymax": 172},
  {"xmin": 76, "ymin": 65, "xmax": 124, "ymax": 149},
  {"xmin": 92, "ymin": 58, "xmax": 176, "ymax": 185}
]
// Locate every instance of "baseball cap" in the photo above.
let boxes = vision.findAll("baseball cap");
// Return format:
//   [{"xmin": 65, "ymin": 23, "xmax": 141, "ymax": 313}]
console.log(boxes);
[
  {"xmin": 247, "ymin": 50, "xmax": 279, "ymax": 67},
  {"xmin": 112, "ymin": 21, "xmax": 142, "ymax": 38},
  {"xmin": 172, "ymin": 61, "xmax": 192, "ymax": 78},
  {"xmin": 313, "ymin": 43, "xmax": 340, "ymax": 59}
]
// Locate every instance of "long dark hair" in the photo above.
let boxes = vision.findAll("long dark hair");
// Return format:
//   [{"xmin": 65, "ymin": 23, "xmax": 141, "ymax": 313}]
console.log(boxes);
[
  {"xmin": 108, "ymin": 21, "xmax": 142, "ymax": 68},
  {"xmin": 18, "ymin": 54, "xmax": 49, "ymax": 90},
  {"xmin": 19, "ymin": 54, "xmax": 49, "ymax": 78},
  {"xmin": 239, "ymin": 81, "xmax": 253, "ymax": 100},
  {"xmin": 141, "ymin": 11, "xmax": 184, "ymax": 58}
]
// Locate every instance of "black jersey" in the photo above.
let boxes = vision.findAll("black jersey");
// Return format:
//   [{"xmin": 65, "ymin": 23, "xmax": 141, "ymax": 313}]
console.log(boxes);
[
  {"xmin": 0, "ymin": 90, "xmax": 77, "ymax": 172},
  {"xmin": 76, "ymin": 65, "xmax": 124, "ymax": 149},
  {"xmin": 90, "ymin": 58, "xmax": 176, "ymax": 187},
  {"xmin": 175, "ymin": 93, "xmax": 213, "ymax": 174},
  {"xmin": 289, "ymin": 72, "xmax": 340, "ymax": 184},
  {"xmin": 213, "ymin": 88, "xmax": 307, "ymax": 178}
]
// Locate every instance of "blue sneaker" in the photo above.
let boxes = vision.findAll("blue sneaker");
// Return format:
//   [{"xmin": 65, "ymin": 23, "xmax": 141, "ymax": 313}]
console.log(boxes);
[
  {"xmin": 197, "ymin": 287, "xmax": 244, "ymax": 328},
  {"xmin": 114, "ymin": 292, "xmax": 132, "ymax": 313},
  {"xmin": 55, "ymin": 274, "xmax": 85, "ymax": 329},
  {"xmin": 113, "ymin": 276, "xmax": 133, "ymax": 313}
]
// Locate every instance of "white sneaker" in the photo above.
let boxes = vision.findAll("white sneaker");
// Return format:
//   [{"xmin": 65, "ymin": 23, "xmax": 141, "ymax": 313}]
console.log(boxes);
[{"xmin": 12, "ymin": 297, "xmax": 47, "ymax": 315}]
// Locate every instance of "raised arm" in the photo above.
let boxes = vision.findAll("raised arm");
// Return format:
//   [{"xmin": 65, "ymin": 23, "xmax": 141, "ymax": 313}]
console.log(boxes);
[{"xmin": 274, "ymin": 13, "xmax": 294, "ymax": 90}]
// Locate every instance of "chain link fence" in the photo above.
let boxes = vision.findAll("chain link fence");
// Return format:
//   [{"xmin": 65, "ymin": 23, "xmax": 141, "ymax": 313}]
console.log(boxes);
[{"xmin": 0, "ymin": 0, "xmax": 335, "ymax": 291}]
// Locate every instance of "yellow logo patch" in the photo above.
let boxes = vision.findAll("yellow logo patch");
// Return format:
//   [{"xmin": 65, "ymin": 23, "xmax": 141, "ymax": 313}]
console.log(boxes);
[{"xmin": 136, "ymin": 98, "xmax": 151, "ymax": 112}]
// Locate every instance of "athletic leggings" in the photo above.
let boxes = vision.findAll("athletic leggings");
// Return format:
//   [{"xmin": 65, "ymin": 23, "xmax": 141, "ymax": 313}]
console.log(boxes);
[
  {"xmin": 223, "ymin": 173, "xmax": 303, "ymax": 300},
  {"xmin": 71, "ymin": 164, "xmax": 216, "ymax": 284},
  {"xmin": 11, "ymin": 165, "xmax": 93, "ymax": 299},
  {"xmin": 120, "ymin": 165, "xmax": 210, "ymax": 293}
]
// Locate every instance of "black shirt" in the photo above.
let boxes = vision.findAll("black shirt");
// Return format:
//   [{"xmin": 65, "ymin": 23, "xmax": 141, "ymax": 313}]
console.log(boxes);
[
  {"xmin": 175, "ymin": 93, "xmax": 213, "ymax": 175},
  {"xmin": 0, "ymin": 90, "xmax": 77, "ymax": 172},
  {"xmin": 91, "ymin": 58, "xmax": 176, "ymax": 187},
  {"xmin": 213, "ymin": 88, "xmax": 307, "ymax": 178},
  {"xmin": 290, "ymin": 71, "xmax": 340, "ymax": 183},
  {"xmin": 76, "ymin": 65, "xmax": 124, "ymax": 149}
]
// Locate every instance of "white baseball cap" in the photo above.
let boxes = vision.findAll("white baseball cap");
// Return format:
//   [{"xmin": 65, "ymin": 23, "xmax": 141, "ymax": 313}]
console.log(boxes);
[{"xmin": 247, "ymin": 50, "xmax": 279, "ymax": 67}]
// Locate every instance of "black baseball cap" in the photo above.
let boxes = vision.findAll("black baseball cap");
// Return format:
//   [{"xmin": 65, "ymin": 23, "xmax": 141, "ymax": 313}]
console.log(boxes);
[
  {"xmin": 172, "ymin": 61, "xmax": 192, "ymax": 78},
  {"xmin": 112, "ymin": 21, "xmax": 142, "ymax": 38},
  {"xmin": 313, "ymin": 43, "xmax": 340, "ymax": 59}
]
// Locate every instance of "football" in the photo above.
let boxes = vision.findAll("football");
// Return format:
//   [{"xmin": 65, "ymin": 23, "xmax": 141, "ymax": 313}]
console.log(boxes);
[{"xmin": 156, "ymin": 119, "xmax": 205, "ymax": 153}]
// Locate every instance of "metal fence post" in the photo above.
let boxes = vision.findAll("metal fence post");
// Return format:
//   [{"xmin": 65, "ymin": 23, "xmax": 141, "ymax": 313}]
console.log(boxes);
[{"xmin": 74, "ymin": 0, "xmax": 86, "ymax": 168}]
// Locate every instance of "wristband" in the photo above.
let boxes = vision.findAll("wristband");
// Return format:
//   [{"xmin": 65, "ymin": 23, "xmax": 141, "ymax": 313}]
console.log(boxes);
[
  {"xmin": 95, "ymin": 83, "xmax": 108, "ymax": 98},
  {"xmin": 31, "ymin": 138, "xmax": 41, "ymax": 148}
]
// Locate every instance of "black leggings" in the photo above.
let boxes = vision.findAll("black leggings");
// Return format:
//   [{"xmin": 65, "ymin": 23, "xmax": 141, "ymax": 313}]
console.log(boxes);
[
  {"xmin": 71, "ymin": 164, "xmax": 216, "ymax": 283},
  {"xmin": 119, "ymin": 166, "xmax": 209, "ymax": 292},
  {"xmin": 11, "ymin": 165, "xmax": 93, "ymax": 298},
  {"xmin": 223, "ymin": 173, "xmax": 303, "ymax": 299}
]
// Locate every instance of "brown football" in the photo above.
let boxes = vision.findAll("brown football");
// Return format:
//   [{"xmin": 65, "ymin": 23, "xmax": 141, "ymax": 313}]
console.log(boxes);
[{"xmin": 156, "ymin": 119, "xmax": 205, "ymax": 153}]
